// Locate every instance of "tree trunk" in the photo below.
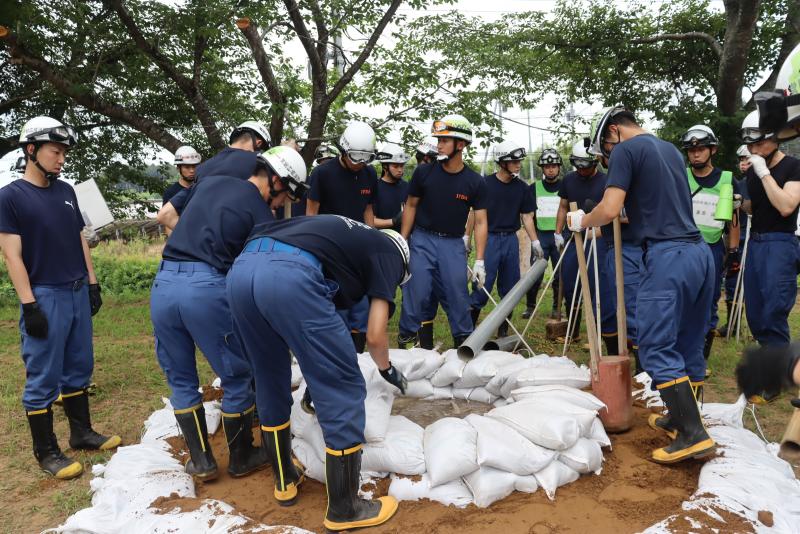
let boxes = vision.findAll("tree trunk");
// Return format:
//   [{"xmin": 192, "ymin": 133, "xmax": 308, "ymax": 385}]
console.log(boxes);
[{"xmin": 716, "ymin": 0, "xmax": 762, "ymax": 115}]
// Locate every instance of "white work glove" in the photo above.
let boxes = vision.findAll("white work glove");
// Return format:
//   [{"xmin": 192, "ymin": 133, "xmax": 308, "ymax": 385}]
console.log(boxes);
[
  {"xmin": 749, "ymin": 155, "xmax": 770, "ymax": 179},
  {"xmin": 567, "ymin": 209, "xmax": 585, "ymax": 232},
  {"xmin": 531, "ymin": 239, "xmax": 544, "ymax": 260},
  {"xmin": 82, "ymin": 225, "xmax": 100, "ymax": 248},
  {"xmin": 733, "ymin": 193, "xmax": 743, "ymax": 210},
  {"xmin": 471, "ymin": 259, "xmax": 486, "ymax": 288},
  {"xmin": 462, "ymin": 235, "xmax": 472, "ymax": 253},
  {"xmin": 554, "ymin": 233, "xmax": 565, "ymax": 250}
]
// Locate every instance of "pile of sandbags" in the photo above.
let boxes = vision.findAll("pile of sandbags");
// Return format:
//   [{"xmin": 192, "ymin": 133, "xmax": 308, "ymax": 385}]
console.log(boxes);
[{"xmin": 291, "ymin": 348, "xmax": 609, "ymax": 508}]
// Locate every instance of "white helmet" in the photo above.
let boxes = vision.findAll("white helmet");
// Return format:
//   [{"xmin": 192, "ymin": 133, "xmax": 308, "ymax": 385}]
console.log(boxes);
[
  {"xmin": 230, "ymin": 120, "xmax": 271, "ymax": 151},
  {"xmin": 174, "ymin": 145, "xmax": 201, "ymax": 165},
  {"xmin": 493, "ymin": 140, "xmax": 526, "ymax": 163},
  {"xmin": 569, "ymin": 139, "xmax": 597, "ymax": 169},
  {"xmin": 19, "ymin": 116, "xmax": 77, "ymax": 148},
  {"xmin": 416, "ymin": 136, "xmax": 438, "ymax": 157},
  {"xmin": 586, "ymin": 105, "xmax": 627, "ymax": 157},
  {"xmin": 736, "ymin": 145, "xmax": 750, "ymax": 158},
  {"xmin": 380, "ymin": 229, "xmax": 411, "ymax": 286},
  {"xmin": 739, "ymin": 110, "xmax": 774, "ymax": 144},
  {"xmin": 315, "ymin": 144, "xmax": 338, "ymax": 164},
  {"xmin": 681, "ymin": 125, "xmax": 718, "ymax": 148},
  {"xmin": 432, "ymin": 114, "xmax": 473, "ymax": 143},
  {"xmin": 339, "ymin": 121, "xmax": 377, "ymax": 164},
  {"xmin": 376, "ymin": 142, "xmax": 410, "ymax": 164},
  {"xmin": 755, "ymin": 42, "xmax": 800, "ymax": 141},
  {"xmin": 259, "ymin": 145, "xmax": 308, "ymax": 199}
]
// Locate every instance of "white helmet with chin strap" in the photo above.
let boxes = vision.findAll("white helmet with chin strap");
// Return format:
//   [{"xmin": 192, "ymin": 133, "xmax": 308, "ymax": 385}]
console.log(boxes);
[
  {"xmin": 258, "ymin": 146, "xmax": 309, "ymax": 201},
  {"xmin": 375, "ymin": 142, "xmax": 410, "ymax": 164},
  {"xmin": 494, "ymin": 140, "xmax": 526, "ymax": 179},
  {"xmin": 739, "ymin": 110, "xmax": 774, "ymax": 144},
  {"xmin": 339, "ymin": 121, "xmax": 377, "ymax": 164},
  {"xmin": 380, "ymin": 229, "xmax": 411, "ymax": 286},
  {"xmin": 569, "ymin": 139, "xmax": 597, "ymax": 170},
  {"xmin": 416, "ymin": 136, "xmax": 438, "ymax": 159},
  {"xmin": 18, "ymin": 116, "xmax": 78, "ymax": 181},
  {"xmin": 174, "ymin": 145, "xmax": 202, "ymax": 165},
  {"xmin": 230, "ymin": 120, "xmax": 271, "ymax": 152}
]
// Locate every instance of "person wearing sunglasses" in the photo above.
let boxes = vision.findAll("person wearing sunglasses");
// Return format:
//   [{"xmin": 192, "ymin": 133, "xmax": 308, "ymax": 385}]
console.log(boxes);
[
  {"xmin": 468, "ymin": 140, "xmax": 539, "ymax": 337},
  {"xmin": 555, "ymin": 140, "xmax": 616, "ymax": 349},
  {"xmin": 399, "ymin": 114, "xmax": 488, "ymax": 349},
  {"xmin": 158, "ymin": 120, "xmax": 272, "ymax": 229},
  {"xmin": 737, "ymin": 110, "xmax": 800, "ymax": 352},
  {"xmin": 150, "ymin": 146, "xmax": 308, "ymax": 482},
  {"xmin": 306, "ymin": 121, "xmax": 378, "ymax": 353},
  {"xmin": 0, "ymin": 116, "xmax": 120, "ymax": 480}
]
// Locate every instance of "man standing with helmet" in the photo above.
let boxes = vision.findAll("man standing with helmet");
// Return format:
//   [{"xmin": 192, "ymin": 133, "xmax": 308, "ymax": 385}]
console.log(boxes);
[
  {"xmin": 399, "ymin": 114, "xmax": 488, "ymax": 348},
  {"xmin": 568, "ymin": 106, "xmax": 715, "ymax": 464},
  {"xmin": 556, "ymin": 141, "xmax": 616, "ymax": 351},
  {"xmin": 681, "ymin": 125, "xmax": 740, "ymax": 372},
  {"xmin": 227, "ymin": 216, "xmax": 408, "ymax": 530},
  {"xmin": 306, "ymin": 121, "xmax": 378, "ymax": 353},
  {"xmin": 469, "ymin": 140, "xmax": 540, "ymax": 337},
  {"xmin": 738, "ymin": 110, "xmax": 800, "ymax": 349},
  {"xmin": 524, "ymin": 148, "xmax": 566, "ymax": 319},
  {"xmin": 373, "ymin": 142, "xmax": 410, "ymax": 232},
  {"xmin": 0, "ymin": 116, "xmax": 120, "ymax": 480},
  {"xmin": 150, "ymin": 147, "xmax": 308, "ymax": 482},
  {"xmin": 163, "ymin": 146, "xmax": 202, "ymax": 204}
]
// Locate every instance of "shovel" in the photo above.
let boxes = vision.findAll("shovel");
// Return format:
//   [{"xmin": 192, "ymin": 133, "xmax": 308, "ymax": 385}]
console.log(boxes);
[{"xmin": 570, "ymin": 202, "xmax": 632, "ymax": 432}]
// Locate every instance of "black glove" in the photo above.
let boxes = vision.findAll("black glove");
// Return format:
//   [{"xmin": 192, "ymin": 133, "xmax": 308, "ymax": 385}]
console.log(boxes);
[
  {"xmin": 791, "ymin": 397, "xmax": 800, "ymax": 409},
  {"xmin": 736, "ymin": 342, "xmax": 800, "ymax": 403},
  {"xmin": 583, "ymin": 199, "xmax": 597, "ymax": 213},
  {"xmin": 380, "ymin": 364, "xmax": 408, "ymax": 394},
  {"xmin": 22, "ymin": 302, "xmax": 48, "ymax": 339},
  {"xmin": 724, "ymin": 249, "xmax": 741, "ymax": 273},
  {"xmin": 88, "ymin": 283, "xmax": 102, "ymax": 316},
  {"xmin": 391, "ymin": 212, "xmax": 403, "ymax": 231}
]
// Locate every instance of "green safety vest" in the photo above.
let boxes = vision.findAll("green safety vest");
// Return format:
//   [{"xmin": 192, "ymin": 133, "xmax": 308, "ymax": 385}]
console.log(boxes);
[
  {"xmin": 686, "ymin": 169, "xmax": 733, "ymax": 244},
  {"xmin": 535, "ymin": 180, "xmax": 559, "ymax": 231}
]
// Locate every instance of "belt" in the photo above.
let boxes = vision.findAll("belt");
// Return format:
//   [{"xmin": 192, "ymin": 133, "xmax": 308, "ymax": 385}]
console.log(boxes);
[
  {"xmin": 641, "ymin": 235, "xmax": 702, "ymax": 251},
  {"xmin": 34, "ymin": 278, "xmax": 86, "ymax": 291},
  {"xmin": 489, "ymin": 230, "xmax": 517, "ymax": 236},
  {"xmin": 243, "ymin": 237, "xmax": 321, "ymax": 268},
  {"xmin": 750, "ymin": 232, "xmax": 797, "ymax": 242},
  {"xmin": 417, "ymin": 226, "xmax": 462, "ymax": 238},
  {"xmin": 159, "ymin": 260, "xmax": 223, "ymax": 274}
]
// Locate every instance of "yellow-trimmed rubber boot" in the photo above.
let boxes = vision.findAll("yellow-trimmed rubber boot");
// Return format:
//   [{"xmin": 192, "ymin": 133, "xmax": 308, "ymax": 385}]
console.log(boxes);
[
  {"xmin": 27, "ymin": 406, "xmax": 83, "ymax": 480},
  {"xmin": 61, "ymin": 389, "xmax": 121, "ymax": 451},
  {"xmin": 222, "ymin": 405, "xmax": 268, "ymax": 477},
  {"xmin": 262, "ymin": 422, "xmax": 304, "ymax": 506},
  {"xmin": 418, "ymin": 320, "xmax": 434, "ymax": 350},
  {"xmin": 648, "ymin": 380, "xmax": 704, "ymax": 440},
  {"xmin": 323, "ymin": 445, "xmax": 398, "ymax": 531},
  {"xmin": 651, "ymin": 377, "xmax": 716, "ymax": 464},
  {"xmin": 174, "ymin": 404, "xmax": 218, "ymax": 480}
]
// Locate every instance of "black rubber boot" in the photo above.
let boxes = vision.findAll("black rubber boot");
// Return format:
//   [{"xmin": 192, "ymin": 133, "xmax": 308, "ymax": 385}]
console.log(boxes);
[
  {"xmin": 301, "ymin": 387, "xmax": 315, "ymax": 414},
  {"xmin": 27, "ymin": 406, "xmax": 83, "ymax": 480},
  {"xmin": 521, "ymin": 306, "xmax": 535, "ymax": 319},
  {"xmin": 470, "ymin": 307, "xmax": 481, "ymax": 328},
  {"xmin": 323, "ymin": 446, "xmax": 398, "ymax": 531},
  {"xmin": 174, "ymin": 405, "xmax": 218, "ymax": 481},
  {"xmin": 631, "ymin": 345, "xmax": 645, "ymax": 375},
  {"xmin": 716, "ymin": 301, "xmax": 733, "ymax": 337},
  {"xmin": 497, "ymin": 312, "xmax": 512, "ymax": 338},
  {"xmin": 351, "ymin": 331, "xmax": 366, "ymax": 353},
  {"xmin": 61, "ymin": 389, "xmax": 121, "ymax": 451},
  {"xmin": 453, "ymin": 334, "xmax": 469, "ymax": 348},
  {"xmin": 703, "ymin": 329, "xmax": 716, "ymax": 378},
  {"xmin": 523, "ymin": 285, "xmax": 538, "ymax": 318},
  {"xmin": 397, "ymin": 331, "xmax": 416, "ymax": 349},
  {"xmin": 648, "ymin": 380, "xmax": 703, "ymax": 440},
  {"xmin": 550, "ymin": 277, "xmax": 561, "ymax": 319},
  {"xmin": 262, "ymin": 422, "xmax": 304, "ymax": 506},
  {"xmin": 602, "ymin": 334, "xmax": 619, "ymax": 356},
  {"xmin": 651, "ymin": 377, "xmax": 715, "ymax": 464},
  {"xmin": 223, "ymin": 406, "xmax": 269, "ymax": 477},
  {"xmin": 418, "ymin": 320, "xmax": 434, "ymax": 350}
]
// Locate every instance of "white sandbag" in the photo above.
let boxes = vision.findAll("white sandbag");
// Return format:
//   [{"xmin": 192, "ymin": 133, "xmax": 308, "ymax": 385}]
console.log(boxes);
[
  {"xmin": 289, "ymin": 387, "xmax": 317, "ymax": 441},
  {"xmin": 499, "ymin": 398, "xmax": 598, "ymax": 436},
  {"xmin": 514, "ymin": 475, "xmax": 539, "ymax": 493},
  {"xmin": 389, "ymin": 348, "xmax": 446, "ymax": 380},
  {"xmin": 534, "ymin": 460, "xmax": 580, "ymax": 500},
  {"xmin": 453, "ymin": 351, "xmax": 523, "ymax": 389},
  {"xmin": 510, "ymin": 365, "xmax": 591, "ymax": 393},
  {"xmin": 430, "ymin": 350, "xmax": 465, "ymax": 387},
  {"xmin": 424, "ymin": 417, "xmax": 478, "ymax": 486},
  {"xmin": 291, "ymin": 364, "xmax": 303, "ymax": 388},
  {"xmin": 405, "ymin": 379, "xmax": 435, "ymax": 399},
  {"xmin": 362, "ymin": 416, "xmax": 425, "ymax": 475},
  {"xmin": 510, "ymin": 384, "xmax": 606, "ymax": 412},
  {"xmin": 388, "ymin": 473, "xmax": 473, "ymax": 508},
  {"xmin": 493, "ymin": 397, "xmax": 511, "ymax": 407},
  {"xmin": 292, "ymin": 437, "xmax": 325, "ymax": 482},
  {"xmin": 466, "ymin": 414, "xmax": 556, "ymax": 475},
  {"xmin": 462, "ymin": 466, "xmax": 517, "ymax": 508},
  {"xmin": 701, "ymin": 395, "xmax": 746, "ymax": 428},
  {"xmin": 559, "ymin": 437, "xmax": 603, "ymax": 474},
  {"xmin": 452, "ymin": 386, "xmax": 498, "ymax": 404},
  {"xmin": 589, "ymin": 417, "xmax": 612, "ymax": 448},
  {"xmin": 486, "ymin": 401, "xmax": 586, "ymax": 450},
  {"xmin": 485, "ymin": 359, "xmax": 533, "ymax": 396},
  {"xmin": 430, "ymin": 386, "xmax": 454, "ymax": 400},
  {"xmin": 364, "ymin": 377, "xmax": 394, "ymax": 443}
]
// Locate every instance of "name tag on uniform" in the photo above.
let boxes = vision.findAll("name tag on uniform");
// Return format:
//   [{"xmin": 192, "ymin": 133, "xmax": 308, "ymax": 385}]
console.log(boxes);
[
  {"xmin": 692, "ymin": 192, "xmax": 724, "ymax": 230},
  {"xmin": 537, "ymin": 196, "xmax": 560, "ymax": 219}
]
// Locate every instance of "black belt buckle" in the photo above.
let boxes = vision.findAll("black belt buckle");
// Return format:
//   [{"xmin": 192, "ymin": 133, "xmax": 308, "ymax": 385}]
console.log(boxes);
[{"xmin": 72, "ymin": 279, "xmax": 85, "ymax": 291}]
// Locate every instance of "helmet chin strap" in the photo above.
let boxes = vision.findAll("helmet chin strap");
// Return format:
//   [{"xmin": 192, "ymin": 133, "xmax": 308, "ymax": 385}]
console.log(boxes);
[
  {"xmin": 437, "ymin": 141, "xmax": 461, "ymax": 162},
  {"xmin": 764, "ymin": 147, "xmax": 779, "ymax": 166},
  {"xmin": 30, "ymin": 146, "xmax": 59, "ymax": 182}
]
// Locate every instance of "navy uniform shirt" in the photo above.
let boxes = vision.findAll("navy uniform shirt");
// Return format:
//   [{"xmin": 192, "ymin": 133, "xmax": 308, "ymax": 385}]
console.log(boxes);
[
  {"xmin": 0, "ymin": 179, "xmax": 87, "ymax": 285},
  {"xmin": 171, "ymin": 147, "xmax": 258, "ymax": 214},
  {"xmin": 746, "ymin": 155, "xmax": 800, "ymax": 234},
  {"xmin": 308, "ymin": 158, "xmax": 377, "ymax": 222},
  {"xmin": 408, "ymin": 162, "xmax": 488, "ymax": 236},
  {"xmin": 374, "ymin": 178, "xmax": 409, "ymax": 219},
  {"xmin": 606, "ymin": 134, "xmax": 700, "ymax": 242},
  {"xmin": 248, "ymin": 215, "xmax": 405, "ymax": 312},
  {"xmin": 559, "ymin": 170, "xmax": 608, "ymax": 211},
  {"xmin": 163, "ymin": 175, "xmax": 273, "ymax": 272},
  {"xmin": 484, "ymin": 174, "xmax": 534, "ymax": 232},
  {"xmin": 162, "ymin": 181, "xmax": 187, "ymax": 204},
  {"xmin": 530, "ymin": 179, "xmax": 562, "ymax": 233}
]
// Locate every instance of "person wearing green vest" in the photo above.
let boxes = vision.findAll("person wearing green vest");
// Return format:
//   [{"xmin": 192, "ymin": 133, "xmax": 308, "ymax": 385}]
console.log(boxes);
[
  {"xmin": 524, "ymin": 148, "xmax": 567, "ymax": 319},
  {"xmin": 682, "ymin": 125, "xmax": 740, "ymax": 375}
]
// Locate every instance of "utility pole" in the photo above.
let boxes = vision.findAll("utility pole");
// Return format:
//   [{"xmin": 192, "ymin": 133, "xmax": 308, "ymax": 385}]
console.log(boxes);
[{"xmin": 527, "ymin": 109, "xmax": 534, "ymax": 182}]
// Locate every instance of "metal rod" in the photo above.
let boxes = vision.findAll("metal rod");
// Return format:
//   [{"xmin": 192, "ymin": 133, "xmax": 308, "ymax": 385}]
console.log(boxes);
[{"xmin": 458, "ymin": 258, "xmax": 547, "ymax": 360}]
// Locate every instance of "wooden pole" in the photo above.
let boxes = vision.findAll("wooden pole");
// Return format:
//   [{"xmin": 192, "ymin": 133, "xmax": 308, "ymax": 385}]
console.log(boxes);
[
  {"xmin": 613, "ymin": 217, "xmax": 627, "ymax": 355},
  {"xmin": 570, "ymin": 202, "xmax": 601, "ymax": 379}
]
